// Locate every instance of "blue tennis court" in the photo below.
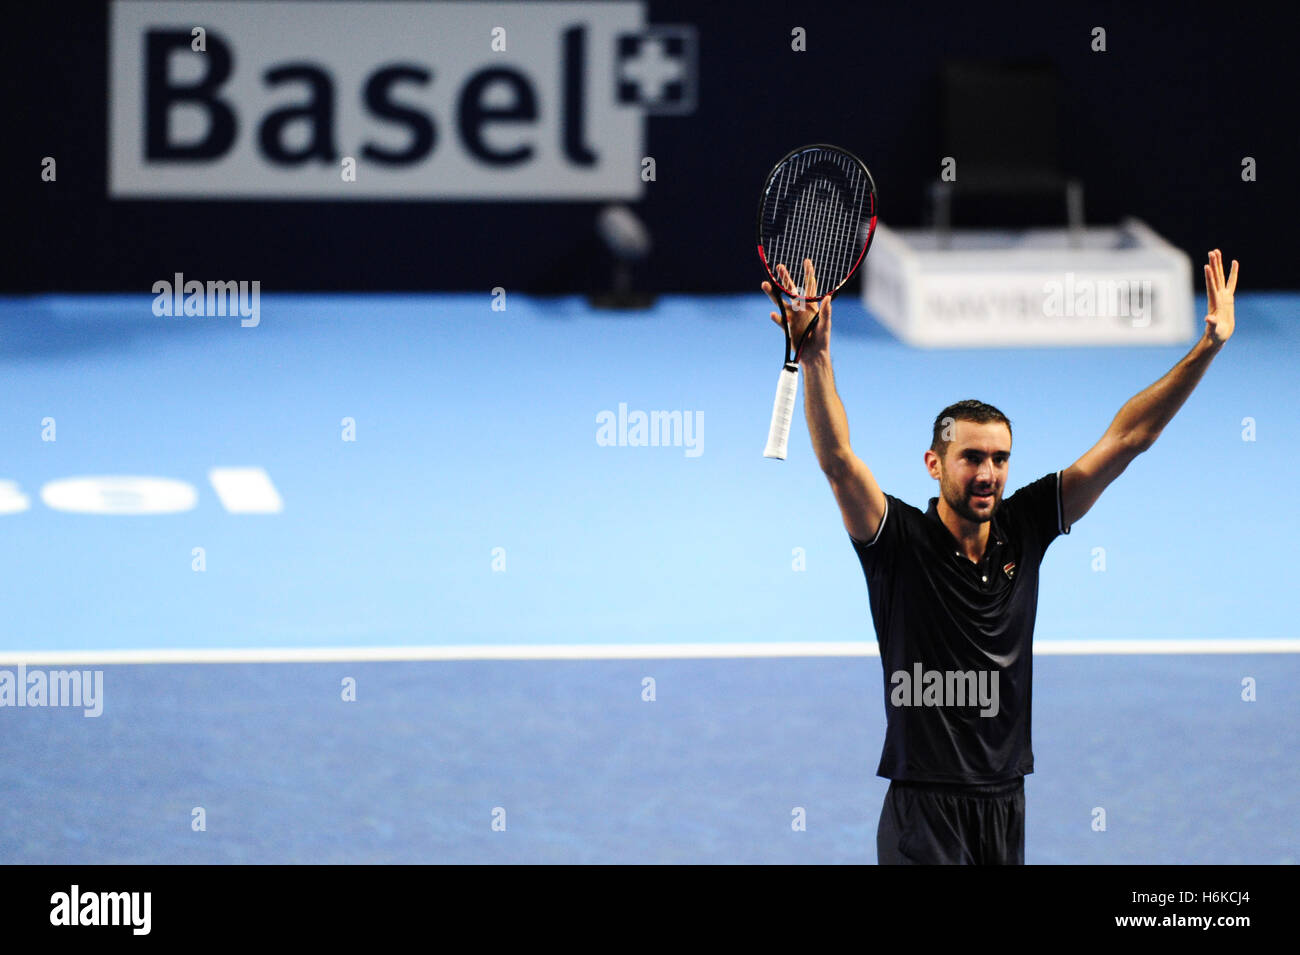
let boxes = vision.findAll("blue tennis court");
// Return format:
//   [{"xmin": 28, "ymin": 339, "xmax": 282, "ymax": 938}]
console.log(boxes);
[{"xmin": 1, "ymin": 291, "xmax": 1296, "ymax": 863}]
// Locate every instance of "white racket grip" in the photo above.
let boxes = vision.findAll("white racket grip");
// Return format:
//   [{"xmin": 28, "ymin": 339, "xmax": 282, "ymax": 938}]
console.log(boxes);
[{"xmin": 763, "ymin": 363, "xmax": 800, "ymax": 460}]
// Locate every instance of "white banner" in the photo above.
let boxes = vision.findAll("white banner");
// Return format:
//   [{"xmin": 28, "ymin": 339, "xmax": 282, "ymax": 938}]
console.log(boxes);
[{"xmin": 109, "ymin": 1, "xmax": 673, "ymax": 199}]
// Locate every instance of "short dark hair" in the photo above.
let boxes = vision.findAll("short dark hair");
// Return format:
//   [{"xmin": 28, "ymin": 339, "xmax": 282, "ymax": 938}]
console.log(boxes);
[{"xmin": 930, "ymin": 400, "xmax": 1013, "ymax": 459}]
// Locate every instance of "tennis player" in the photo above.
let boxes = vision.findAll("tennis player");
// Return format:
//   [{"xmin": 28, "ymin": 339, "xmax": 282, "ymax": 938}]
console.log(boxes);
[{"xmin": 762, "ymin": 250, "xmax": 1238, "ymax": 864}]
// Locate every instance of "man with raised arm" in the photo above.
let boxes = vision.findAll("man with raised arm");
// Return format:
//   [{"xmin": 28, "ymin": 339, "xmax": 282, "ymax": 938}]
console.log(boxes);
[{"xmin": 761, "ymin": 251, "xmax": 1238, "ymax": 864}]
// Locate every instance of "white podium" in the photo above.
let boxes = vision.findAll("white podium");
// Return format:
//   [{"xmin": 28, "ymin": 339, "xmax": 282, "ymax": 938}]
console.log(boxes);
[{"xmin": 861, "ymin": 218, "xmax": 1197, "ymax": 347}]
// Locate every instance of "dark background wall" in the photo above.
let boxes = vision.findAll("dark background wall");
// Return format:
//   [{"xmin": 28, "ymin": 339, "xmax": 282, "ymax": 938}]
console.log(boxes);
[{"xmin": 6, "ymin": 0, "xmax": 1296, "ymax": 293}]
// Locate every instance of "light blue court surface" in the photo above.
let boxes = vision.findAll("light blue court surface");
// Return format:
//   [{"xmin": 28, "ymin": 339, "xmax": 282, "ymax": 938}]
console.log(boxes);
[{"xmin": 0, "ymin": 292, "xmax": 1297, "ymax": 863}]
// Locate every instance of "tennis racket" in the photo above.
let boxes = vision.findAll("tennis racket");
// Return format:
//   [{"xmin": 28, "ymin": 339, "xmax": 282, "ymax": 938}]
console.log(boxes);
[{"xmin": 758, "ymin": 144, "xmax": 878, "ymax": 459}]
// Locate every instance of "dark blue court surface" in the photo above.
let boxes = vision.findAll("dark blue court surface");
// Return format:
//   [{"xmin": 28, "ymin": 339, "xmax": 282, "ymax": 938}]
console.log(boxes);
[
  {"xmin": 1, "ymin": 656, "xmax": 1296, "ymax": 864},
  {"xmin": 1, "ymin": 293, "xmax": 1297, "ymax": 862}
]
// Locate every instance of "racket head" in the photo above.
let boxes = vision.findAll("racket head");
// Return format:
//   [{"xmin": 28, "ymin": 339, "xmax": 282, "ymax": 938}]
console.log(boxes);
[{"xmin": 756, "ymin": 143, "xmax": 878, "ymax": 300}]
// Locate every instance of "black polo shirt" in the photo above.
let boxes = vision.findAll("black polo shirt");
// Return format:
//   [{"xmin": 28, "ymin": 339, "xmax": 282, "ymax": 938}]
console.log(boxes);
[{"xmin": 849, "ymin": 471, "xmax": 1070, "ymax": 784}]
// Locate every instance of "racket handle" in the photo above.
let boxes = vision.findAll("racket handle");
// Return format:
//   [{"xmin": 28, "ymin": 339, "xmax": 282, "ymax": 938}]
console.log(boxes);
[{"xmin": 763, "ymin": 363, "xmax": 800, "ymax": 460}]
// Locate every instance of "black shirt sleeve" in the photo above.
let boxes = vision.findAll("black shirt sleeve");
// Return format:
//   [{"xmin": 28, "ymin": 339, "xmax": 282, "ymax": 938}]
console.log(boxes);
[
  {"xmin": 848, "ymin": 494, "xmax": 907, "ymax": 582},
  {"xmin": 1003, "ymin": 470, "xmax": 1071, "ymax": 557}
]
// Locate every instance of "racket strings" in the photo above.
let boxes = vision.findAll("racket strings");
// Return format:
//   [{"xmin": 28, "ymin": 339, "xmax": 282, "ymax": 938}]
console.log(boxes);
[
  {"xmin": 774, "ymin": 189, "xmax": 854, "ymax": 293},
  {"xmin": 761, "ymin": 149, "xmax": 871, "ymax": 296}
]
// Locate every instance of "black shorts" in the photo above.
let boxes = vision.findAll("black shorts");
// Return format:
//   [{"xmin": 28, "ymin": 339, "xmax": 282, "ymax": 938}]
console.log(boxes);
[{"xmin": 877, "ymin": 777, "xmax": 1025, "ymax": 865}]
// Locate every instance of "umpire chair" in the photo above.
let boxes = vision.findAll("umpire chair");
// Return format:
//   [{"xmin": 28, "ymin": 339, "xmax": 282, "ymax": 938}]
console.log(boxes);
[{"xmin": 928, "ymin": 59, "xmax": 1085, "ymax": 248}]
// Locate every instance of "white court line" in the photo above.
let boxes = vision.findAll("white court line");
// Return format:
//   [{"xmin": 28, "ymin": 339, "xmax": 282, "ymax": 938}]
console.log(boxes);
[
  {"xmin": 0, "ymin": 639, "xmax": 1299, "ymax": 665},
  {"xmin": 207, "ymin": 467, "xmax": 283, "ymax": 513}
]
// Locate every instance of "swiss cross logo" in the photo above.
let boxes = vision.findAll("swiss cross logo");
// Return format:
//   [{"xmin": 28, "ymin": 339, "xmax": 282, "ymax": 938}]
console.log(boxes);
[
  {"xmin": 1003, "ymin": 561, "xmax": 1017, "ymax": 580},
  {"xmin": 615, "ymin": 26, "xmax": 698, "ymax": 114}
]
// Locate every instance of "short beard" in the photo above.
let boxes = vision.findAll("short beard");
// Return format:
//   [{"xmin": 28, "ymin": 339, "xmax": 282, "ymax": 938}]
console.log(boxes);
[{"xmin": 945, "ymin": 480, "xmax": 996, "ymax": 524}]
